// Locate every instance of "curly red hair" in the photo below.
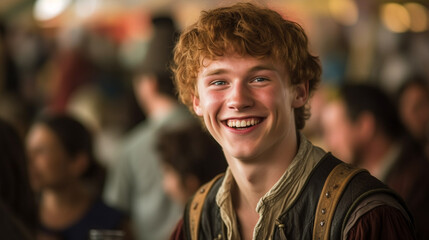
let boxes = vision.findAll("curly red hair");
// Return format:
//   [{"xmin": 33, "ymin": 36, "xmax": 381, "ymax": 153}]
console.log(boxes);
[{"xmin": 172, "ymin": 2, "xmax": 321, "ymax": 129}]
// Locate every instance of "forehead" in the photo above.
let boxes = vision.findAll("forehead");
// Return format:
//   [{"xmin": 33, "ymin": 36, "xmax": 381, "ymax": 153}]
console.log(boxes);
[
  {"xmin": 403, "ymin": 84, "xmax": 428, "ymax": 98},
  {"xmin": 198, "ymin": 53, "xmax": 286, "ymax": 78},
  {"xmin": 28, "ymin": 124, "xmax": 59, "ymax": 146}
]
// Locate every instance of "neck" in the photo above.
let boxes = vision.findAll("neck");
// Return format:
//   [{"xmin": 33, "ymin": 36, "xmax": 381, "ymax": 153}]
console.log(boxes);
[
  {"xmin": 39, "ymin": 182, "xmax": 94, "ymax": 229},
  {"xmin": 40, "ymin": 183, "xmax": 91, "ymax": 211},
  {"xmin": 360, "ymin": 133, "xmax": 394, "ymax": 176},
  {"xmin": 145, "ymin": 95, "xmax": 177, "ymax": 119},
  {"xmin": 228, "ymin": 132, "xmax": 298, "ymax": 210}
]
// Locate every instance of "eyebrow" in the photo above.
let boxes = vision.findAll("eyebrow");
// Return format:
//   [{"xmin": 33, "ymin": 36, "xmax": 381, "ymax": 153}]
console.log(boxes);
[
  {"xmin": 202, "ymin": 64, "xmax": 277, "ymax": 77},
  {"xmin": 202, "ymin": 69, "xmax": 228, "ymax": 77}
]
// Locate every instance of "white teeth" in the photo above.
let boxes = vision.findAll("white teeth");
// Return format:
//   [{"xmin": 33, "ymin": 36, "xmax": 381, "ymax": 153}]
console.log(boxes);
[
  {"xmin": 241, "ymin": 120, "xmax": 246, "ymax": 127},
  {"xmin": 227, "ymin": 118, "xmax": 261, "ymax": 128}
]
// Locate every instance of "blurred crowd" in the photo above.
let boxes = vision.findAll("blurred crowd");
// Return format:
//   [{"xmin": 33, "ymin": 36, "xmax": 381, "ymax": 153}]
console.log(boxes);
[{"xmin": 0, "ymin": 0, "xmax": 428, "ymax": 240}]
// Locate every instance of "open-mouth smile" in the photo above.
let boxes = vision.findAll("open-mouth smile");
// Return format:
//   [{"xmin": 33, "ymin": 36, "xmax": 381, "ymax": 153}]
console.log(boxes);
[{"xmin": 225, "ymin": 117, "xmax": 264, "ymax": 129}]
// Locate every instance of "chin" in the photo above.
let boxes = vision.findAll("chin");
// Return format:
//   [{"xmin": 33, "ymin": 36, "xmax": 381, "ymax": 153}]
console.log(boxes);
[{"xmin": 228, "ymin": 150, "xmax": 259, "ymax": 162}]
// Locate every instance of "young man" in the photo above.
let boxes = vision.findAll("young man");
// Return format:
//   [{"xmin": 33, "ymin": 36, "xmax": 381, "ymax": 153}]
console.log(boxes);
[{"xmin": 171, "ymin": 3, "xmax": 415, "ymax": 240}]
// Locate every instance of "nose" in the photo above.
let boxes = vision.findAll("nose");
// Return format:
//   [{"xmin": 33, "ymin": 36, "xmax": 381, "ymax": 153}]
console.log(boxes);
[{"xmin": 226, "ymin": 83, "xmax": 254, "ymax": 111}]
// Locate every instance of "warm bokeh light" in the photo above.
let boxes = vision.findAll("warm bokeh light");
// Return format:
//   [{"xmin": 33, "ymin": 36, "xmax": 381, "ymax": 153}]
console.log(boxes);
[
  {"xmin": 34, "ymin": 0, "xmax": 72, "ymax": 21},
  {"xmin": 381, "ymin": 3, "xmax": 411, "ymax": 33},
  {"xmin": 75, "ymin": 0, "xmax": 100, "ymax": 19},
  {"xmin": 328, "ymin": 0, "xmax": 359, "ymax": 26},
  {"xmin": 404, "ymin": 2, "xmax": 428, "ymax": 32}
]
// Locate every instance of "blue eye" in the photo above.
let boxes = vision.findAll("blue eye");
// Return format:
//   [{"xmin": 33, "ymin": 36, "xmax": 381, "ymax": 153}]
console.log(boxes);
[
  {"xmin": 253, "ymin": 77, "xmax": 268, "ymax": 82},
  {"xmin": 211, "ymin": 80, "xmax": 227, "ymax": 86}
]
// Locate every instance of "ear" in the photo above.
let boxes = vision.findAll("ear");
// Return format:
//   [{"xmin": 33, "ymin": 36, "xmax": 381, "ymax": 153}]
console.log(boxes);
[
  {"xmin": 70, "ymin": 153, "xmax": 90, "ymax": 178},
  {"xmin": 292, "ymin": 80, "xmax": 309, "ymax": 108},
  {"xmin": 193, "ymin": 95, "xmax": 203, "ymax": 116}
]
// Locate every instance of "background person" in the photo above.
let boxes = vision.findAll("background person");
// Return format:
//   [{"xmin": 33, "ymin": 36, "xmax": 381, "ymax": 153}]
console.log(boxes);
[
  {"xmin": 26, "ymin": 114, "xmax": 132, "ymax": 240},
  {"xmin": 396, "ymin": 75, "xmax": 429, "ymax": 159},
  {"xmin": 321, "ymin": 83, "xmax": 429, "ymax": 239},
  {"xmin": 102, "ymin": 15, "xmax": 197, "ymax": 240},
  {"xmin": 157, "ymin": 122, "xmax": 227, "ymax": 206}
]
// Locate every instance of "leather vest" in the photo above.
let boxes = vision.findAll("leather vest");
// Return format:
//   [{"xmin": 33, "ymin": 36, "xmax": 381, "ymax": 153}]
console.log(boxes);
[{"xmin": 183, "ymin": 153, "xmax": 410, "ymax": 240}]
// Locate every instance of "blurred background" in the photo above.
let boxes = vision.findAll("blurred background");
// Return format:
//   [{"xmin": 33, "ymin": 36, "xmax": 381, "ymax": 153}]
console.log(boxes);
[
  {"xmin": 0, "ymin": 0, "xmax": 428, "ymax": 163},
  {"xmin": 1, "ymin": 1, "xmax": 428, "ymax": 239}
]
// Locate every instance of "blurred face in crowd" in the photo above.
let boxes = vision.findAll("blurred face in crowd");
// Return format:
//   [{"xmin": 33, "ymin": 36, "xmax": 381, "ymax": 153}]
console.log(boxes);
[
  {"xmin": 398, "ymin": 84, "xmax": 429, "ymax": 142},
  {"xmin": 26, "ymin": 124, "xmax": 77, "ymax": 191},
  {"xmin": 161, "ymin": 163, "xmax": 199, "ymax": 206},
  {"xmin": 193, "ymin": 54, "xmax": 307, "ymax": 162},
  {"xmin": 321, "ymin": 101, "xmax": 362, "ymax": 163}
]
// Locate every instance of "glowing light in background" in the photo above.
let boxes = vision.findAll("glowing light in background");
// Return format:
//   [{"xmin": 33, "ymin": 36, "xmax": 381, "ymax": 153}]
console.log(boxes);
[
  {"xmin": 34, "ymin": 0, "xmax": 72, "ymax": 21},
  {"xmin": 329, "ymin": 0, "xmax": 359, "ymax": 26},
  {"xmin": 75, "ymin": 0, "xmax": 100, "ymax": 19},
  {"xmin": 404, "ymin": 2, "xmax": 428, "ymax": 32},
  {"xmin": 381, "ymin": 3, "xmax": 410, "ymax": 33}
]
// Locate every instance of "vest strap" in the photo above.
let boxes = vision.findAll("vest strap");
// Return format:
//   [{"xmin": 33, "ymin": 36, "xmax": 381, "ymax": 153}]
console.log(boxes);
[
  {"xmin": 189, "ymin": 173, "xmax": 224, "ymax": 240},
  {"xmin": 313, "ymin": 163, "xmax": 365, "ymax": 240}
]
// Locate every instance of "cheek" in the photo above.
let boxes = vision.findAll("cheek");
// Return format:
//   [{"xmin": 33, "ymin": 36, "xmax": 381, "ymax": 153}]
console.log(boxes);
[
  {"xmin": 325, "ymin": 122, "xmax": 352, "ymax": 152},
  {"xmin": 29, "ymin": 154, "xmax": 63, "ymax": 189},
  {"xmin": 262, "ymin": 88, "xmax": 294, "ymax": 121},
  {"xmin": 268, "ymin": 86, "xmax": 293, "ymax": 108},
  {"xmin": 38, "ymin": 153, "xmax": 70, "ymax": 180},
  {"xmin": 198, "ymin": 92, "xmax": 225, "ymax": 133},
  {"xmin": 200, "ymin": 92, "xmax": 224, "ymax": 112},
  {"xmin": 30, "ymin": 153, "xmax": 51, "ymax": 174}
]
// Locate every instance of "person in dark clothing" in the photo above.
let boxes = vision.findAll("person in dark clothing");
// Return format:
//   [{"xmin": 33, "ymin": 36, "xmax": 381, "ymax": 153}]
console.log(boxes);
[
  {"xmin": 26, "ymin": 114, "xmax": 133, "ymax": 240},
  {"xmin": 322, "ymin": 83, "xmax": 429, "ymax": 239}
]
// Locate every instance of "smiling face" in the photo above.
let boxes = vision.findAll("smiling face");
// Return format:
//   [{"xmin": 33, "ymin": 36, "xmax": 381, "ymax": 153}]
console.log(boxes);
[{"xmin": 193, "ymin": 54, "xmax": 307, "ymax": 163}]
